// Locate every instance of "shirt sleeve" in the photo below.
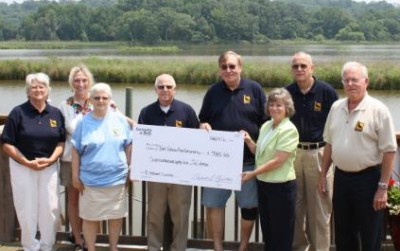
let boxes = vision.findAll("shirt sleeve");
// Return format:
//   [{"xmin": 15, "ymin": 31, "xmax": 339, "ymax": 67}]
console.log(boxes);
[
  {"xmin": 0, "ymin": 108, "xmax": 19, "ymax": 146},
  {"xmin": 199, "ymin": 89, "xmax": 212, "ymax": 123},
  {"xmin": 187, "ymin": 106, "xmax": 199, "ymax": 129},
  {"xmin": 276, "ymin": 126, "xmax": 299, "ymax": 153},
  {"xmin": 71, "ymin": 118, "xmax": 83, "ymax": 152}
]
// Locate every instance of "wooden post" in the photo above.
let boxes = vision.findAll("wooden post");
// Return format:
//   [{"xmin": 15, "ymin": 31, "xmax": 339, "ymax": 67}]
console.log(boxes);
[{"xmin": 0, "ymin": 116, "xmax": 17, "ymax": 241}]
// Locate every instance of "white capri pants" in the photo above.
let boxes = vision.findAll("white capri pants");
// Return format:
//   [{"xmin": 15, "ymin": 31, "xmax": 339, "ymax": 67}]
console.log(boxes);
[{"xmin": 9, "ymin": 158, "xmax": 60, "ymax": 251}]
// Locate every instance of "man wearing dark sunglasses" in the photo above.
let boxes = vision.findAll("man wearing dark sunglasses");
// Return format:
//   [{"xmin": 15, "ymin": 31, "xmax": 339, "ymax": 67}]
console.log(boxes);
[
  {"xmin": 286, "ymin": 52, "xmax": 338, "ymax": 251},
  {"xmin": 138, "ymin": 74, "xmax": 199, "ymax": 251},
  {"xmin": 199, "ymin": 51, "xmax": 267, "ymax": 251}
]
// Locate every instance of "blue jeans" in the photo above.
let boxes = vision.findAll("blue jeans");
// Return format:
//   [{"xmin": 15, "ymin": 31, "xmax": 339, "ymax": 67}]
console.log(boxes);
[{"xmin": 201, "ymin": 164, "xmax": 258, "ymax": 208}]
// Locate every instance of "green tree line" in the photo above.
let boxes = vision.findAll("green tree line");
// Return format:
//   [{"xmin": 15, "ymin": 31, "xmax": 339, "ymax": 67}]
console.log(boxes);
[{"xmin": 0, "ymin": 0, "xmax": 400, "ymax": 43}]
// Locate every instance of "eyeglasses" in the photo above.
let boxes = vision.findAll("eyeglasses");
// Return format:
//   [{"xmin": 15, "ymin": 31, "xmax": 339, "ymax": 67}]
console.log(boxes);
[
  {"xmin": 342, "ymin": 77, "xmax": 364, "ymax": 85},
  {"xmin": 220, "ymin": 64, "xmax": 237, "ymax": 70},
  {"xmin": 92, "ymin": 96, "xmax": 109, "ymax": 101},
  {"xmin": 156, "ymin": 85, "xmax": 174, "ymax": 90},
  {"xmin": 291, "ymin": 64, "xmax": 308, "ymax": 70}
]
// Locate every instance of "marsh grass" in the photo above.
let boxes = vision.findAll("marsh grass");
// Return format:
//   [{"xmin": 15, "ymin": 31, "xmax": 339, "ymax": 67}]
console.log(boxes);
[
  {"xmin": 0, "ymin": 57, "xmax": 399, "ymax": 89},
  {"xmin": 0, "ymin": 40, "xmax": 182, "ymax": 52}
]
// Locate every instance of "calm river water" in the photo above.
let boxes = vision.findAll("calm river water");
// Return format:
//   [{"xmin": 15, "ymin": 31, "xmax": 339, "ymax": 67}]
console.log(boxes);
[
  {"xmin": 1, "ymin": 82, "xmax": 400, "ymax": 131},
  {"xmin": 1, "ymin": 44, "xmax": 400, "ymax": 242},
  {"xmin": 2, "ymin": 44, "xmax": 400, "ymax": 125},
  {"xmin": 2, "ymin": 43, "xmax": 400, "ymax": 63}
]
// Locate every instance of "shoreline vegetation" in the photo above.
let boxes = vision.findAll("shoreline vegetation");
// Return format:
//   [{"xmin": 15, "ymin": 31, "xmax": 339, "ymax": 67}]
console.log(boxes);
[
  {"xmin": 0, "ymin": 41, "xmax": 399, "ymax": 90},
  {"xmin": 1, "ymin": 57, "xmax": 399, "ymax": 90}
]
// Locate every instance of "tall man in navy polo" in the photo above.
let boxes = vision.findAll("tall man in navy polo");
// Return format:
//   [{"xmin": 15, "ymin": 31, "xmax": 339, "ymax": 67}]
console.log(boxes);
[
  {"xmin": 138, "ymin": 74, "xmax": 199, "ymax": 251},
  {"xmin": 286, "ymin": 52, "xmax": 338, "ymax": 251},
  {"xmin": 199, "ymin": 51, "xmax": 267, "ymax": 251}
]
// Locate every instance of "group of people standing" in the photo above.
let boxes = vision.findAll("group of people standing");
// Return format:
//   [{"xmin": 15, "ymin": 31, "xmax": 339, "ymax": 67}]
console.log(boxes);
[{"xmin": 0, "ymin": 49, "xmax": 397, "ymax": 251}]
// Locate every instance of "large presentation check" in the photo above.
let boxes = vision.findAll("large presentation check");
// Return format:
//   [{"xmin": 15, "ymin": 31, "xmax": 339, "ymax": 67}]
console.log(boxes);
[{"xmin": 130, "ymin": 124, "xmax": 244, "ymax": 190}]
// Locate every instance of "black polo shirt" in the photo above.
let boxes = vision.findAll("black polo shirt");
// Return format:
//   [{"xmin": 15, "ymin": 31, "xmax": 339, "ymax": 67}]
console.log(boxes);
[
  {"xmin": 138, "ymin": 99, "xmax": 199, "ymax": 129},
  {"xmin": 1, "ymin": 101, "xmax": 66, "ymax": 160},
  {"xmin": 286, "ymin": 77, "xmax": 338, "ymax": 143},
  {"xmin": 199, "ymin": 78, "xmax": 267, "ymax": 164}
]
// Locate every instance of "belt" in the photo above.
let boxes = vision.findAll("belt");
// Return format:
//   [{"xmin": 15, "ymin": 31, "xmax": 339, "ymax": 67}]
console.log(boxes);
[
  {"xmin": 297, "ymin": 142, "xmax": 325, "ymax": 150},
  {"xmin": 335, "ymin": 164, "xmax": 381, "ymax": 176}
]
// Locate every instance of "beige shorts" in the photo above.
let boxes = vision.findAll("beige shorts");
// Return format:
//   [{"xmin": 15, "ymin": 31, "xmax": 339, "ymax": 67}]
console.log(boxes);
[
  {"xmin": 60, "ymin": 161, "xmax": 72, "ymax": 187},
  {"xmin": 79, "ymin": 184, "xmax": 128, "ymax": 221}
]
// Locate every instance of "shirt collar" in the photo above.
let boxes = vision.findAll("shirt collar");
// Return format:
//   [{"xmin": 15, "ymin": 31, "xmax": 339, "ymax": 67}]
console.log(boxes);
[
  {"xmin": 157, "ymin": 99, "xmax": 175, "ymax": 113},
  {"xmin": 26, "ymin": 100, "xmax": 50, "ymax": 114},
  {"xmin": 292, "ymin": 76, "xmax": 317, "ymax": 95}
]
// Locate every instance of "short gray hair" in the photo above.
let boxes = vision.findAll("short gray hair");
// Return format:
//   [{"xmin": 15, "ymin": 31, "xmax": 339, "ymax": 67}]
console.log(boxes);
[
  {"xmin": 25, "ymin": 72, "xmax": 51, "ymax": 97},
  {"xmin": 265, "ymin": 88, "xmax": 295, "ymax": 118},
  {"xmin": 291, "ymin": 51, "xmax": 313, "ymax": 65},
  {"xmin": 90, "ymin": 82, "xmax": 112, "ymax": 98},
  {"xmin": 341, "ymin": 61, "xmax": 368, "ymax": 79},
  {"xmin": 154, "ymin": 74, "xmax": 176, "ymax": 87}
]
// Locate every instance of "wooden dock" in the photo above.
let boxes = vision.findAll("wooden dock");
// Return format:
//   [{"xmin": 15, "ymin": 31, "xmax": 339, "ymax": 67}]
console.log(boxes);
[
  {"xmin": 0, "ymin": 241, "xmax": 397, "ymax": 251},
  {"xmin": 0, "ymin": 242, "xmax": 149, "ymax": 251}
]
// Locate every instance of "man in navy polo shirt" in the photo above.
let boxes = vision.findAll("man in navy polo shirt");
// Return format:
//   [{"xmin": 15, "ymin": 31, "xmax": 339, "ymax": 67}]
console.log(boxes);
[
  {"xmin": 199, "ymin": 51, "xmax": 267, "ymax": 251},
  {"xmin": 286, "ymin": 51, "xmax": 338, "ymax": 251},
  {"xmin": 138, "ymin": 74, "xmax": 199, "ymax": 251}
]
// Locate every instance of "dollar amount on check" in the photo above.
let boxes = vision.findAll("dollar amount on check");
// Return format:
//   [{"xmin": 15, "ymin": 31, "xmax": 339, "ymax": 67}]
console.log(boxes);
[{"xmin": 130, "ymin": 124, "xmax": 244, "ymax": 190}]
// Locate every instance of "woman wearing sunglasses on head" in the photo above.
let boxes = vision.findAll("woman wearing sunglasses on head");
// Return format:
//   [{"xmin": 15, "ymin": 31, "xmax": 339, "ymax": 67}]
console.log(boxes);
[{"xmin": 59, "ymin": 64, "xmax": 94, "ymax": 251}]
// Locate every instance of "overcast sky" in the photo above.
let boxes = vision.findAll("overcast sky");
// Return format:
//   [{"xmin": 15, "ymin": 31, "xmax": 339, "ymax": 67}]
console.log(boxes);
[{"xmin": 0, "ymin": 0, "xmax": 400, "ymax": 3}]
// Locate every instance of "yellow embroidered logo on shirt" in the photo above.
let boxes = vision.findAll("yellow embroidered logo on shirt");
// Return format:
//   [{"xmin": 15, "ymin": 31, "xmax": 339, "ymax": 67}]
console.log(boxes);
[
  {"xmin": 243, "ymin": 95, "xmax": 251, "ymax": 104},
  {"xmin": 112, "ymin": 128, "xmax": 121, "ymax": 137},
  {"xmin": 314, "ymin": 101, "xmax": 322, "ymax": 111},
  {"xmin": 49, "ymin": 119, "xmax": 57, "ymax": 127},
  {"xmin": 355, "ymin": 121, "xmax": 365, "ymax": 132},
  {"xmin": 176, "ymin": 120, "xmax": 183, "ymax": 127}
]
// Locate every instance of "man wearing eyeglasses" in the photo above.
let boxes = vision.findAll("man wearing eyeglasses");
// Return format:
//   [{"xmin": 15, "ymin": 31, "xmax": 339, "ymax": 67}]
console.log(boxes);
[
  {"xmin": 199, "ymin": 51, "xmax": 267, "ymax": 251},
  {"xmin": 319, "ymin": 62, "xmax": 396, "ymax": 250},
  {"xmin": 138, "ymin": 74, "xmax": 199, "ymax": 251},
  {"xmin": 286, "ymin": 52, "xmax": 338, "ymax": 251}
]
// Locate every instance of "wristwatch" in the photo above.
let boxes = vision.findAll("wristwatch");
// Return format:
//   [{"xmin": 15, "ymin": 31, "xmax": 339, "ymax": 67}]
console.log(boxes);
[{"xmin": 378, "ymin": 181, "xmax": 388, "ymax": 190}]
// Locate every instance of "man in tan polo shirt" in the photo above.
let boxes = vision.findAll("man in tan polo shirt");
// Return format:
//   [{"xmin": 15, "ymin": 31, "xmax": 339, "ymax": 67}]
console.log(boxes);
[{"xmin": 318, "ymin": 61, "xmax": 397, "ymax": 251}]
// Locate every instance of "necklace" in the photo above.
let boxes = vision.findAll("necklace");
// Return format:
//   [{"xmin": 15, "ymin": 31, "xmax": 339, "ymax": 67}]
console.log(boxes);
[{"xmin": 67, "ymin": 96, "xmax": 93, "ymax": 115}]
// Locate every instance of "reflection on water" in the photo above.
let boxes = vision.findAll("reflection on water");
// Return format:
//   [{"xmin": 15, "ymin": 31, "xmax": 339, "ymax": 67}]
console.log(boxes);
[
  {"xmin": 1, "ymin": 44, "xmax": 400, "ymax": 63},
  {"xmin": 1, "ymin": 82, "xmax": 400, "ymax": 130}
]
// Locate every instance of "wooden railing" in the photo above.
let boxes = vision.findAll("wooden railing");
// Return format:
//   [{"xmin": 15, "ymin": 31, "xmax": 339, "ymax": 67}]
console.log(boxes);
[{"xmin": 0, "ymin": 114, "xmax": 398, "ymax": 250}]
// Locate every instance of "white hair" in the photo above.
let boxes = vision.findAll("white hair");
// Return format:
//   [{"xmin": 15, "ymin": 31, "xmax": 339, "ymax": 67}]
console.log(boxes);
[
  {"xmin": 25, "ymin": 72, "xmax": 51, "ymax": 98},
  {"xmin": 341, "ymin": 61, "xmax": 368, "ymax": 78},
  {"xmin": 154, "ymin": 74, "xmax": 176, "ymax": 87},
  {"xmin": 90, "ymin": 82, "xmax": 112, "ymax": 98}
]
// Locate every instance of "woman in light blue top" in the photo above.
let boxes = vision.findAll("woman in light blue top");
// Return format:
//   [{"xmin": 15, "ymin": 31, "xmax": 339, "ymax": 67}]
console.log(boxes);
[
  {"xmin": 242, "ymin": 88, "xmax": 299, "ymax": 251},
  {"xmin": 71, "ymin": 83, "xmax": 132, "ymax": 251}
]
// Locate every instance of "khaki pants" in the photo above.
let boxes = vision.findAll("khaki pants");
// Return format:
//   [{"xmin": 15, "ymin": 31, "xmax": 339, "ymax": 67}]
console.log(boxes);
[
  {"xmin": 147, "ymin": 182, "xmax": 192, "ymax": 251},
  {"xmin": 292, "ymin": 147, "xmax": 333, "ymax": 251}
]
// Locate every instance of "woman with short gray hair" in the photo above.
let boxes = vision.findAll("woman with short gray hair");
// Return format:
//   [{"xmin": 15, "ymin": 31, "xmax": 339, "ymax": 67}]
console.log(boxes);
[
  {"xmin": 71, "ymin": 83, "xmax": 132, "ymax": 251},
  {"xmin": 1, "ymin": 72, "xmax": 65, "ymax": 251}
]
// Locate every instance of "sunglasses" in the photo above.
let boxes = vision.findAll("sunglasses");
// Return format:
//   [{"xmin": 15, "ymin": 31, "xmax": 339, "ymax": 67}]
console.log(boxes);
[
  {"xmin": 92, "ymin": 96, "xmax": 109, "ymax": 101},
  {"xmin": 220, "ymin": 64, "xmax": 237, "ymax": 70},
  {"xmin": 157, "ymin": 85, "xmax": 174, "ymax": 90},
  {"xmin": 292, "ymin": 64, "xmax": 308, "ymax": 70}
]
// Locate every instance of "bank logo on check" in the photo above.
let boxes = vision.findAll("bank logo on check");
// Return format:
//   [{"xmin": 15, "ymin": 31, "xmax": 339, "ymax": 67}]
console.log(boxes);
[{"xmin": 136, "ymin": 127, "xmax": 152, "ymax": 136}]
